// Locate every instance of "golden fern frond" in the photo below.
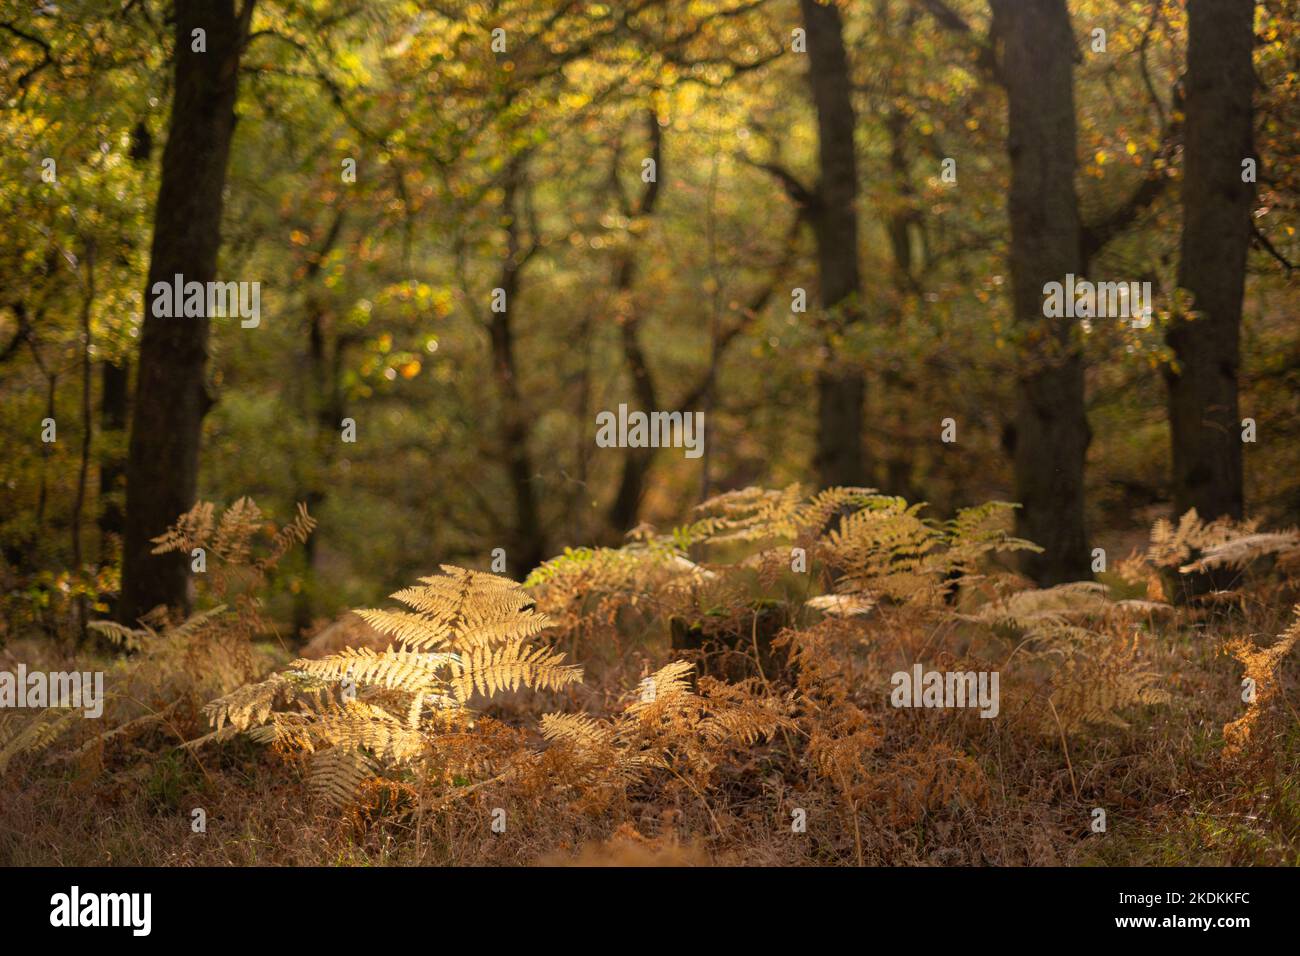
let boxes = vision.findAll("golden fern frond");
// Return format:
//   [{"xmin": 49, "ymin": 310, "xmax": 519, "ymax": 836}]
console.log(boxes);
[
  {"xmin": 940, "ymin": 501, "xmax": 1042, "ymax": 574},
  {"xmin": 419, "ymin": 565, "xmax": 534, "ymax": 624},
  {"xmin": 966, "ymin": 582, "xmax": 1112, "ymax": 632},
  {"xmin": 871, "ymin": 744, "xmax": 989, "ymax": 826},
  {"xmin": 308, "ymin": 746, "xmax": 376, "ymax": 808},
  {"xmin": 1181, "ymin": 531, "xmax": 1300, "ymax": 574},
  {"xmin": 677, "ymin": 484, "xmax": 808, "ymax": 545},
  {"xmin": 198, "ymin": 565, "xmax": 586, "ymax": 813},
  {"xmin": 148, "ymin": 499, "xmax": 314, "ymax": 600},
  {"xmin": 626, "ymin": 660, "xmax": 697, "ymax": 717},
  {"xmin": 821, "ymin": 496, "xmax": 944, "ymax": 601},
  {"xmin": 204, "ymin": 672, "xmax": 295, "ymax": 732},
  {"xmin": 352, "ymin": 608, "xmax": 452, "ymax": 650},
  {"xmin": 540, "ymin": 712, "xmax": 616, "ymax": 746},
  {"xmin": 304, "ymin": 713, "xmax": 426, "ymax": 761},
  {"xmin": 538, "ymin": 713, "xmax": 648, "ymax": 794},
  {"xmin": 0, "ymin": 708, "xmax": 83, "ymax": 775},
  {"xmin": 258, "ymin": 502, "xmax": 318, "ymax": 571},
  {"xmin": 86, "ymin": 618, "xmax": 154, "ymax": 652},
  {"xmin": 1223, "ymin": 607, "xmax": 1300, "ymax": 759},
  {"xmin": 295, "ymin": 647, "xmax": 453, "ymax": 694},
  {"xmin": 1116, "ymin": 548, "xmax": 1168, "ymax": 601},
  {"xmin": 211, "ymin": 496, "xmax": 264, "ymax": 565},
  {"xmin": 1014, "ymin": 626, "xmax": 1169, "ymax": 734},
  {"xmin": 149, "ymin": 500, "xmax": 215, "ymax": 555},
  {"xmin": 450, "ymin": 614, "xmax": 553, "ymax": 649},
  {"xmin": 449, "ymin": 642, "xmax": 582, "ymax": 701},
  {"xmin": 361, "ymin": 566, "xmax": 554, "ymax": 651},
  {"xmin": 1148, "ymin": 508, "xmax": 1258, "ymax": 569},
  {"xmin": 793, "ymin": 486, "xmax": 878, "ymax": 535}
]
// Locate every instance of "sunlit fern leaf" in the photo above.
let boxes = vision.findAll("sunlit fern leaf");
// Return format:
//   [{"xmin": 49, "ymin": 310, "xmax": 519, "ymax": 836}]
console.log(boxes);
[
  {"xmin": 363, "ymin": 566, "xmax": 553, "ymax": 652},
  {"xmin": 805, "ymin": 594, "xmax": 877, "ymax": 617},
  {"xmin": 211, "ymin": 496, "xmax": 263, "ymax": 566},
  {"xmin": 1013, "ymin": 626, "xmax": 1169, "ymax": 735},
  {"xmin": 294, "ymin": 647, "xmax": 454, "ymax": 694},
  {"xmin": 821, "ymin": 496, "xmax": 944, "ymax": 601},
  {"xmin": 198, "ymin": 565, "xmax": 583, "ymax": 811},
  {"xmin": 540, "ymin": 712, "xmax": 616, "ymax": 747},
  {"xmin": 304, "ymin": 713, "xmax": 426, "ymax": 761},
  {"xmin": 1180, "ymin": 531, "xmax": 1300, "ymax": 574},
  {"xmin": 793, "ymin": 486, "xmax": 879, "ymax": 535},
  {"xmin": 626, "ymin": 660, "xmax": 697, "ymax": 718},
  {"xmin": 204, "ymin": 672, "xmax": 294, "ymax": 732},
  {"xmin": 1148, "ymin": 509, "xmax": 1259, "ymax": 569},
  {"xmin": 676, "ymin": 484, "xmax": 808, "ymax": 545},
  {"xmin": 351, "ymin": 608, "xmax": 453, "ymax": 650},
  {"xmin": 696, "ymin": 678, "xmax": 797, "ymax": 746},
  {"xmin": 940, "ymin": 501, "xmax": 1041, "ymax": 575},
  {"xmin": 0, "ymin": 708, "xmax": 84, "ymax": 775},
  {"xmin": 452, "ymin": 613, "xmax": 553, "ymax": 649},
  {"xmin": 86, "ymin": 618, "xmax": 153, "ymax": 652},
  {"xmin": 258, "ymin": 502, "xmax": 318, "ymax": 571},
  {"xmin": 1223, "ymin": 606, "xmax": 1300, "ymax": 759},
  {"xmin": 964, "ymin": 582, "xmax": 1113, "ymax": 633},
  {"xmin": 449, "ymin": 642, "xmax": 582, "ymax": 702},
  {"xmin": 148, "ymin": 501, "xmax": 215, "ymax": 556},
  {"xmin": 309, "ymin": 746, "xmax": 376, "ymax": 808}
]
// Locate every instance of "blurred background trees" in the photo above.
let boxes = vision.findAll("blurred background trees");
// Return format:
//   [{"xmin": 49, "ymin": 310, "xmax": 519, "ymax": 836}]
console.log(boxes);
[{"xmin": 2, "ymin": 0, "xmax": 1297, "ymax": 631}]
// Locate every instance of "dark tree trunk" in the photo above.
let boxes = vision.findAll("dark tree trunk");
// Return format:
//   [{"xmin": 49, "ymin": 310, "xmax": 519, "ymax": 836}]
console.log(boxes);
[
  {"xmin": 801, "ymin": 0, "xmax": 866, "ymax": 489},
  {"xmin": 101, "ymin": 115, "xmax": 153, "ymax": 569},
  {"xmin": 119, "ymin": 0, "xmax": 252, "ymax": 623},
  {"xmin": 490, "ymin": 158, "xmax": 547, "ymax": 578},
  {"xmin": 1165, "ymin": 0, "xmax": 1256, "ymax": 526},
  {"xmin": 607, "ymin": 111, "xmax": 663, "ymax": 537},
  {"xmin": 994, "ymin": 0, "xmax": 1092, "ymax": 584},
  {"xmin": 292, "ymin": 212, "xmax": 346, "ymax": 637}
]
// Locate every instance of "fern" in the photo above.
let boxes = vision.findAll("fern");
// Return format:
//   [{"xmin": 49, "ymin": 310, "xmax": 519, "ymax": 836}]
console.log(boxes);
[
  {"xmin": 1222, "ymin": 606, "xmax": 1300, "ymax": 760},
  {"xmin": 199, "ymin": 566, "xmax": 582, "ymax": 807}
]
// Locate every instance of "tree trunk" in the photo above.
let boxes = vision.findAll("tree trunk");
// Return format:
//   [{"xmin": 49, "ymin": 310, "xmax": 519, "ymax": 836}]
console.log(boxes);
[
  {"xmin": 119, "ymin": 0, "xmax": 252, "ymax": 623},
  {"xmin": 292, "ymin": 212, "xmax": 346, "ymax": 636},
  {"xmin": 490, "ymin": 157, "xmax": 547, "ymax": 578},
  {"xmin": 800, "ymin": 0, "xmax": 866, "ymax": 490},
  {"xmin": 607, "ymin": 111, "xmax": 663, "ymax": 537},
  {"xmin": 994, "ymin": 0, "xmax": 1091, "ymax": 584},
  {"xmin": 1165, "ymin": 0, "xmax": 1256, "ymax": 526}
]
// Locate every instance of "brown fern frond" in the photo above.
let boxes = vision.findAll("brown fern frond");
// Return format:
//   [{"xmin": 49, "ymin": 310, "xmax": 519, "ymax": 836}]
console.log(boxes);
[{"xmin": 1223, "ymin": 607, "xmax": 1300, "ymax": 760}]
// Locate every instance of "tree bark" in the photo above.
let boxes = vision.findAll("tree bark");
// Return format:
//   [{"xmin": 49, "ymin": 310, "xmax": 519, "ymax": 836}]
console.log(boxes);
[
  {"xmin": 490, "ymin": 157, "xmax": 547, "ymax": 577},
  {"xmin": 607, "ymin": 111, "xmax": 663, "ymax": 537},
  {"xmin": 119, "ymin": 0, "xmax": 253, "ymax": 623},
  {"xmin": 1165, "ymin": 0, "xmax": 1256, "ymax": 525},
  {"xmin": 293, "ymin": 211, "xmax": 346, "ymax": 636},
  {"xmin": 994, "ymin": 0, "xmax": 1092, "ymax": 584},
  {"xmin": 800, "ymin": 0, "xmax": 867, "ymax": 489}
]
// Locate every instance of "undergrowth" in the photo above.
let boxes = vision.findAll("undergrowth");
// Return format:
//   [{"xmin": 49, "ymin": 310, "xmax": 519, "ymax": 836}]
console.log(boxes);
[{"xmin": 2, "ymin": 488, "xmax": 1297, "ymax": 865}]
